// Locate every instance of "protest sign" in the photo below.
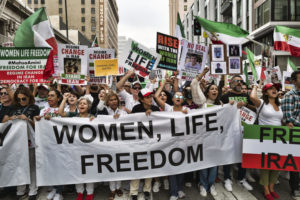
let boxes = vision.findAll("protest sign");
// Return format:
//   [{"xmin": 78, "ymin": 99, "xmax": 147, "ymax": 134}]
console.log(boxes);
[
  {"xmin": 87, "ymin": 48, "xmax": 115, "ymax": 84},
  {"xmin": 243, "ymin": 124, "xmax": 300, "ymax": 171},
  {"xmin": 282, "ymin": 71, "xmax": 292, "ymax": 91},
  {"xmin": 178, "ymin": 40, "xmax": 208, "ymax": 81},
  {"xmin": 94, "ymin": 59, "xmax": 118, "ymax": 76},
  {"xmin": 240, "ymin": 107, "xmax": 256, "ymax": 124},
  {"xmin": 156, "ymin": 32, "xmax": 178, "ymax": 71},
  {"xmin": 0, "ymin": 47, "xmax": 50, "ymax": 84},
  {"xmin": 0, "ymin": 120, "xmax": 30, "ymax": 187},
  {"xmin": 118, "ymin": 39, "xmax": 161, "ymax": 78},
  {"xmin": 58, "ymin": 44, "xmax": 88, "ymax": 85},
  {"xmin": 35, "ymin": 105, "xmax": 242, "ymax": 186}
]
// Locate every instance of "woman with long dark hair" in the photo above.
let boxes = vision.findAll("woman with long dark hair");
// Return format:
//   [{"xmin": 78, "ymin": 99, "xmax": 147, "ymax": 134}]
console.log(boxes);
[{"xmin": 250, "ymin": 83, "xmax": 282, "ymax": 200}]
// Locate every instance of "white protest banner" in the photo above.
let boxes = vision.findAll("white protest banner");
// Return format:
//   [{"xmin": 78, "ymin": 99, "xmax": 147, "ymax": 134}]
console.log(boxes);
[
  {"xmin": 118, "ymin": 39, "xmax": 161, "ymax": 78},
  {"xmin": 58, "ymin": 44, "xmax": 88, "ymax": 85},
  {"xmin": 0, "ymin": 47, "xmax": 50, "ymax": 84},
  {"xmin": 178, "ymin": 40, "xmax": 209, "ymax": 81},
  {"xmin": 282, "ymin": 71, "xmax": 292, "ymax": 91},
  {"xmin": 35, "ymin": 105, "xmax": 242, "ymax": 186},
  {"xmin": 240, "ymin": 107, "xmax": 256, "ymax": 124},
  {"xmin": 0, "ymin": 120, "xmax": 30, "ymax": 187},
  {"xmin": 87, "ymin": 48, "xmax": 115, "ymax": 84},
  {"xmin": 271, "ymin": 66, "xmax": 282, "ymax": 83}
]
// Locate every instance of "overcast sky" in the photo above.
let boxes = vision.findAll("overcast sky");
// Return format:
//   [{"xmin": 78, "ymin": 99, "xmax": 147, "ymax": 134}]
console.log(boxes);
[{"xmin": 116, "ymin": 0, "xmax": 169, "ymax": 49}]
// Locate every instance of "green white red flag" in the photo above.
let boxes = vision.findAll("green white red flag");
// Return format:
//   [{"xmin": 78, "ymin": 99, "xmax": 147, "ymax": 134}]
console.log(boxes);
[
  {"xmin": 287, "ymin": 57, "xmax": 298, "ymax": 72},
  {"xmin": 245, "ymin": 48, "xmax": 258, "ymax": 81},
  {"xmin": 175, "ymin": 13, "xmax": 185, "ymax": 39},
  {"xmin": 195, "ymin": 16, "xmax": 249, "ymax": 44},
  {"xmin": 274, "ymin": 26, "xmax": 300, "ymax": 57},
  {"xmin": 13, "ymin": 7, "xmax": 57, "ymax": 79},
  {"xmin": 91, "ymin": 36, "xmax": 99, "ymax": 47}
]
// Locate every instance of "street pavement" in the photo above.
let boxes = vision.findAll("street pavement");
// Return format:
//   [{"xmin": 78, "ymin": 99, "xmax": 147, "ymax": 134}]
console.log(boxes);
[{"xmin": 1, "ymin": 170, "xmax": 299, "ymax": 200}]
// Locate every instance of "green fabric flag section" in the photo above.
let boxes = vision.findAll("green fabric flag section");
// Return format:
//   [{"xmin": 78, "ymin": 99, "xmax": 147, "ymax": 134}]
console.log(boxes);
[
  {"xmin": 195, "ymin": 16, "xmax": 249, "ymax": 37},
  {"xmin": 243, "ymin": 62, "xmax": 249, "ymax": 86},
  {"xmin": 246, "ymin": 48, "xmax": 257, "ymax": 81},
  {"xmin": 177, "ymin": 13, "xmax": 185, "ymax": 38},
  {"xmin": 243, "ymin": 123, "xmax": 300, "ymax": 143},
  {"xmin": 275, "ymin": 26, "xmax": 300, "ymax": 38},
  {"xmin": 288, "ymin": 57, "xmax": 298, "ymax": 71},
  {"xmin": 13, "ymin": 8, "xmax": 48, "ymax": 47}
]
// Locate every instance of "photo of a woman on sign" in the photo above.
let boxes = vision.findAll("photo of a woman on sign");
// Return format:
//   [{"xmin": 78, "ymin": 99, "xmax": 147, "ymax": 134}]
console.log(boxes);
[{"xmin": 64, "ymin": 58, "xmax": 81, "ymax": 74}]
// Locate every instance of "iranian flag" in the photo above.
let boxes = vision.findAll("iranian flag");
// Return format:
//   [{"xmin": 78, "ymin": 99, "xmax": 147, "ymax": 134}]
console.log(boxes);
[
  {"xmin": 91, "ymin": 36, "xmax": 99, "ymax": 47},
  {"xmin": 274, "ymin": 26, "xmax": 300, "ymax": 57},
  {"xmin": 195, "ymin": 16, "xmax": 249, "ymax": 44},
  {"xmin": 175, "ymin": 13, "xmax": 185, "ymax": 39},
  {"xmin": 245, "ymin": 48, "xmax": 258, "ymax": 81},
  {"xmin": 13, "ymin": 7, "xmax": 57, "ymax": 79},
  {"xmin": 287, "ymin": 57, "xmax": 298, "ymax": 72},
  {"xmin": 242, "ymin": 124, "xmax": 300, "ymax": 172}
]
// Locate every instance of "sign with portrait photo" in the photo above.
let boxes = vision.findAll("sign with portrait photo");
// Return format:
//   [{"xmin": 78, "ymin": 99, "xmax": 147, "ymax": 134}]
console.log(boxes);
[
  {"xmin": 58, "ymin": 44, "xmax": 88, "ymax": 85},
  {"xmin": 211, "ymin": 44, "xmax": 224, "ymax": 62},
  {"xmin": 178, "ymin": 40, "xmax": 209, "ymax": 81},
  {"xmin": 227, "ymin": 44, "xmax": 242, "ymax": 57},
  {"xmin": 211, "ymin": 62, "xmax": 226, "ymax": 75},
  {"xmin": 228, "ymin": 57, "xmax": 242, "ymax": 74}
]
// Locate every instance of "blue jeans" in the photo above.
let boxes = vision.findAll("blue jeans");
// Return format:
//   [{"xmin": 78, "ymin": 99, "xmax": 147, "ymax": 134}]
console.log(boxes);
[
  {"xmin": 223, "ymin": 163, "xmax": 246, "ymax": 181},
  {"xmin": 199, "ymin": 167, "xmax": 217, "ymax": 191},
  {"xmin": 169, "ymin": 174, "xmax": 184, "ymax": 197}
]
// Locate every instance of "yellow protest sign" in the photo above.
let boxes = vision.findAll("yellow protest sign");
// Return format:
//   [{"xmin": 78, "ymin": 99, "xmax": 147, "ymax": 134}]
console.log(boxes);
[
  {"xmin": 203, "ymin": 31, "xmax": 209, "ymax": 38},
  {"xmin": 94, "ymin": 59, "xmax": 118, "ymax": 76}
]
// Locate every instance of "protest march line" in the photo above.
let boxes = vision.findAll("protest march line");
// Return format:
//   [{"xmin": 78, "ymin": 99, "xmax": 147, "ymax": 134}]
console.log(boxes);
[{"xmin": 35, "ymin": 105, "xmax": 242, "ymax": 186}]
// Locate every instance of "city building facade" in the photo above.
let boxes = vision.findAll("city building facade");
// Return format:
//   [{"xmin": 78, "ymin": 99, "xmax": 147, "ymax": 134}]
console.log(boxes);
[{"xmin": 21, "ymin": 0, "xmax": 118, "ymax": 53}]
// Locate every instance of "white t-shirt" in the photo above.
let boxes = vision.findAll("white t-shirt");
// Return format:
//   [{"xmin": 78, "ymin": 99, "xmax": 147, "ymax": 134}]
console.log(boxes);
[
  {"xmin": 118, "ymin": 90, "xmax": 140, "ymax": 111},
  {"xmin": 258, "ymin": 99, "xmax": 283, "ymax": 126},
  {"xmin": 106, "ymin": 107, "xmax": 128, "ymax": 116},
  {"xmin": 164, "ymin": 103, "xmax": 190, "ymax": 112}
]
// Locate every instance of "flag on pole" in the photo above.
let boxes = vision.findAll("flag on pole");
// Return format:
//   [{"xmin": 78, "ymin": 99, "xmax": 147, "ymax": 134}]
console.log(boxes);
[
  {"xmin": 13, "ymin": 7, "xmax": 57, "ymax": 79},
  {"xmin": 246, "ymin": 48, "xmax": 258, "ymax": 81},
  {"xmin": 274, "ymin": 26, "xmax": 300, "ymax": 57},
  {"xmin": 243, "ymin": 62, "xmax": 249, "ymax": 86},
  {"xmin": 195, "ymin": 16, "xmax": 249, "ymax": 44},
  {"xmin": 175, "ymin": 13, "xmax": 185, "ymax": 39},
  {"xmin": 287, "ymin": 57, "xmax": 298, "ymax": 72},
  {"xmin": 91, "ymin": 36, "xmax": 99, "ymax": 47}
]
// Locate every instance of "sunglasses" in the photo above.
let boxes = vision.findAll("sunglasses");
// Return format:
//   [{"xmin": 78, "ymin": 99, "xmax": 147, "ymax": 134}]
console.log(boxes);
[
  {"xmin": 17, "ymin": 97, "xmax": 28, "ymax": 102},
  {"xmin": 0, "ymin": 92, "xmax": 8, "ymax": 96},
  {"xmin": 232, "ymin": 80, "xmax": 243, "ymax": 83},
  {"xmin": 132, "ymin": 87, "xmax": 141, "ymax": 90},
  {"xmin": 174, "ymin": 95, "xmax": 184, "ymax": 99}
]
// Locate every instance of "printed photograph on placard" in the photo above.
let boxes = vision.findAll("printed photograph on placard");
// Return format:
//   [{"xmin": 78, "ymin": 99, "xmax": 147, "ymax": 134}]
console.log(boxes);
[
  {"xmin": 64, "ymin": 58, "xmax": 81, "ymax": 74},
  {"xmin": 212, "ymin": 45, "xmax": 224, "ymax": 61},
  {"xmin": 227, "ymin": 44, "xmax": 241, "ymax": 57},
  {"xmin": 228, "ymin": 57, "xmax": 241, "ymax": 74},
  {"xmin": 211, "ymin": 62, "xmax": 226, "ymax": 75}
]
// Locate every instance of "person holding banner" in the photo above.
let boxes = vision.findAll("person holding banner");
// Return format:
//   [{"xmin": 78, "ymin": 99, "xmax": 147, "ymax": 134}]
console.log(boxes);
[
  {"xmin": 116, "ymin": 70, "xmax": 141, "ymax": 112},
  {"xmin": 2, "ymin": 87, "xmax": 40, "ymax": 200},
  {"xmin": 130, "ymin": 88, "xmax": 160, "ymax": 200},
  {"xmin": 250, "ymin": 82, "xmax": 282, "ymax": 200},
  {"xmin": 0, "ymin": 86, "xmax": 13, "ymax": 123},
  {"xmin": 104, "ymin": 92, "xmax": 126, "ymax": 200},
  {"xmin": 220, "ymin": 75, "xmax": 254, "ymax": 192},
  {"xmin": 281, "ymin": 71, "xmax": 300, "ymax": 199}
]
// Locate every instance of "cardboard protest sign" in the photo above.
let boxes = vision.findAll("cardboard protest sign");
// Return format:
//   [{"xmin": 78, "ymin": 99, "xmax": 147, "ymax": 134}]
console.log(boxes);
[
  {"xmin": 240, "ymin": 107, "xmax": 256, "ymax": 124},
  {"xmin": 58, "ymin": 44, "xmax": 88, "ymax": 85},
  {"xmin": 94, "ymin": 59, "xmax": 118, "ymax": 76},
  {"xmin": 156, "ymin": 32, "xmax": 179, "ymax": 71},
  {"xmin": 87, "ymin": 48, "xmax": 115, "ymax": 84},
  {"xmin": 282, "ymin": 71, "xmax": 293, "ymax": 91},
  {"xmin": 178, "ymin": 40, "xmax": 208, "ymax": 81},
  {"xmin": 243, "ymin": 124, "xmax": 300, "ymax": 171},
  {"xmin": 0, "ymin": 47, "xmax": 50, "ymax": 84},
  {"xmin": 118, "ymin": 39, "xmax": 161, "ymax": 78}
]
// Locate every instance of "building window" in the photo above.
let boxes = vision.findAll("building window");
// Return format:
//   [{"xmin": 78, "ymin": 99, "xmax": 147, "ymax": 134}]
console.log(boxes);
[
  {"xmin": 81, "ymin": 8, "xmax": 85, "ymax": 13},
  {"xmin": 81, "ymin": 0, "xmax": 85, "ymax": 5},
  {"xmin": 273, "ymin": 0, "xmax": 288, "ymax": 21},
  {"xmin": 81, "ymin": 17, "xmax": 85, "ymax": 22},
  {"xmin": 91, "ymin": 0, "xmax": 95, "ymax": 4},
  {"xmin": 184, "ymin": 0, "xmax": 187, "ymax": 2},
  {"xmin": 91, "ymin": 7, "xmax": 95, "ymax": 14},
  {"xmin": 91, "ymin": 17, "xmax": 95, "ymax": 23},
  {"xmin": 91, "ymin": 34, "xmax": 96, "ymax": 40},
  {"xmin": 255, "ymin": 0, "xmax": 270, "ymax": 29},
  {"xmin": 184, "ymin": 5, "xmax": 187, "ymax": 11},
  {"xmin": 34, "ymin": 0, "xmax": 38, "ymax": 4},
  {"xmin": 59, "ymin": 8, "xmax": 62, "ymax": 14},
  {"xmin": 28, "ymin": 0, "xmax": 32, "ymax": 4},
  {"xmin": 291, "ymin": 0, "xmax": 300, "ymax": 20},
  {"xmin": 41, "ymin": 0, "xmax": 45, "ymax": 4},
  {"xmin": 59, "ymin": 0, "xmax": 62, "ymax": 4},
  {"xmin": 82, "ymin": 26, "xmax": 85, "ymax": 32},
  {"xmin": 34, "ymin": 8, "xmax": 38, "ymax": 11},
  {"xmin": 91, "ymin": 26, "xmax": 96, "ymax": 32}
]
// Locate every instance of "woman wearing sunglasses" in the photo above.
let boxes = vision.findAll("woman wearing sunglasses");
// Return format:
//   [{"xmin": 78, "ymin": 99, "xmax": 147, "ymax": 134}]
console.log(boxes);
[
  {"xmin": 154, "ymin": 81, "xmax": 189, "ymax": 200},
  {"xmin": 3, "ymin": 87, "xmax": 40, "ymax": 200},
  {"xmin": 0, "ymin": 86, "xmax": 14, "ymax": 123}
]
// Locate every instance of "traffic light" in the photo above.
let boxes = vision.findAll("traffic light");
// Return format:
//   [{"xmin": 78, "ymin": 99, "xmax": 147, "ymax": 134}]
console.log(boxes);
[{"xmin": 194, "ymin": 19, "xmax": 201, "ymax": 36}]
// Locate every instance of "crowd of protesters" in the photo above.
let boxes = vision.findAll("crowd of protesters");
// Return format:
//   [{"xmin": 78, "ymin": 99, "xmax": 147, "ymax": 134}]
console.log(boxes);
[{"xmin": 1, "ymin": 68, "xmax": 300, "ymax": 200}]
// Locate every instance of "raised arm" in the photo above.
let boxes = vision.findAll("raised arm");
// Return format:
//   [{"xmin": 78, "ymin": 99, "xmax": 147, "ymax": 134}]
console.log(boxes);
[
  {"xmin": 154, "ymin": 80, "xmax": 167, "ymax": 110},
  {"xmin": 116, "ymin": 70, "xmax": 135, "ymax": 91},
  {"xmin": 58, "ymin": 93, "xmax": 69, "ymax": 117},
  {"xmin": 250, "ymin": 85, "xmax": 261, "ymax": 108}
]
